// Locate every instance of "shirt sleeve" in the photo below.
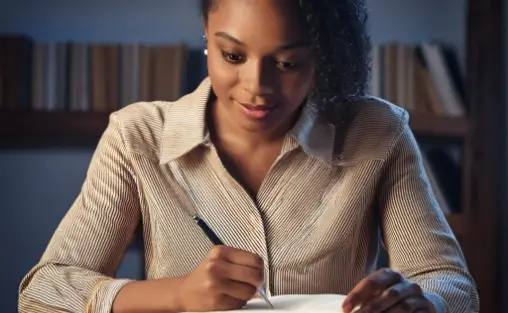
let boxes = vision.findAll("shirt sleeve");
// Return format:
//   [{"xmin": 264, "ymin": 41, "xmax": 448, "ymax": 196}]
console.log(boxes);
[
  {"xmin": 377, "ymin": 114, "xmax": 479, "ymax": 313},
  {"xmin": 18, "ymin": 112, "xmax": 141, "ymax": 313}
]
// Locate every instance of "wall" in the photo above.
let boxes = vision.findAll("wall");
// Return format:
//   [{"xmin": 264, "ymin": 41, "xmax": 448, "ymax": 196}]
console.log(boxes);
[{"xmin": 0, "ymin": 0, "xmax": 465, "ymax": 311}]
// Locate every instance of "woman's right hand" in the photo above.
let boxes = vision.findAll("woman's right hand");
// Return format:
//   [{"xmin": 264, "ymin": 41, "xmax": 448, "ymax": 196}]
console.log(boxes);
[
  {"xmin": 176, "ymin": 245, "xmax": 265, "ymax": 312},
  {"xmin": 112, "ymin": 245, "xmax": 264, "ymax": 313}
]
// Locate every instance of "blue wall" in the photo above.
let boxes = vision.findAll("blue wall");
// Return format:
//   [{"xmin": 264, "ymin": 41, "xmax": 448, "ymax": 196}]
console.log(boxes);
[{"xmin": 0, "ymin": 0, "xmax": 465, "ymax": 311}]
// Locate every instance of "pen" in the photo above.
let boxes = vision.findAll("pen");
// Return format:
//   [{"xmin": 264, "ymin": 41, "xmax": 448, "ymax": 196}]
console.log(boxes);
[
  {"xmin": 192, "ymin": 215, "xmax": 274, "ymax": 309},
  {"xmin": 193, "ymin": 215, "xmax": 224, "ymax": 245}
]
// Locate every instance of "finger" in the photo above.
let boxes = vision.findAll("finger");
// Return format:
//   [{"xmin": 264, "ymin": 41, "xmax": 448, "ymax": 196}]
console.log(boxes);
[
  {"xmin": 209, "ymin": 246, "xmax": 263, "ymax": 268},
  {"xmin": 203, "ymin": 257, "xmax": 263, "ymax": 289},
  {"xmin": 220, "ymin": 279, "xmax": 258, "ymax": 302},
  {"xmin": 214, "ymin": 293, "xmax": 247, "ymax": 311},
  {"xmin": 202, "ymin": 278, "xmax": 247, "ymax": 310},
  {"xmin": 384, "ymin": 296, "xmax": 429, "ymax": 313},
  {"xmin": 224, "ymin": 262, "xmax": 264, "ymax": 288},
  {"xmin": 359, "ymin": 281, "xmax": 423, "ymax": 312},
  {"xmin": 343, "ymin": 268, "xmax": 402, "ymax": 312}
]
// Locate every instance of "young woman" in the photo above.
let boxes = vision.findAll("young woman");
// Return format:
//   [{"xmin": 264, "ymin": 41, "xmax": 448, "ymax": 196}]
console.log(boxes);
[{"xmin": 19, "ymin": 0, "xmax": 479, "ymax": 312}]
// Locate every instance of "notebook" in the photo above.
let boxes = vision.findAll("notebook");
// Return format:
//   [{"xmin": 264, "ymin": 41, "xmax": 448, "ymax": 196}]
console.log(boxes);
[{"xmin": 187, "ymin": 294, "xmax": 347, "ymax": 312}]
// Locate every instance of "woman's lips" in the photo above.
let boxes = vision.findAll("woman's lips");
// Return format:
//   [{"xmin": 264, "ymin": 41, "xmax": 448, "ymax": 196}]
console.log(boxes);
[{"xmin": 236, "ymin": 101, "xmax": 277, "ymax": 119}]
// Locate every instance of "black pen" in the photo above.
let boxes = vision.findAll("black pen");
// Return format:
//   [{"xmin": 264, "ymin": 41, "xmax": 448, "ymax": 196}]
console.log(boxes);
[
  {"xmin": 193, "ymin": 215, "xmax": 224, "ymax": 245},
  {"xmin": 192, "ymin": 215, "xmax": 274, "ymax": 309}
]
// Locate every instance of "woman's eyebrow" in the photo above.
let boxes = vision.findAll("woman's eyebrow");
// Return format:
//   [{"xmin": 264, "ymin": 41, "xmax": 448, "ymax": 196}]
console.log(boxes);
[
  {"xmin": 215, "ymin": 31, "xmax": 244, "ymax": 46},
  {"xmin": 214, "ymin": 31, "xmax": 309, "ymax": 51}
]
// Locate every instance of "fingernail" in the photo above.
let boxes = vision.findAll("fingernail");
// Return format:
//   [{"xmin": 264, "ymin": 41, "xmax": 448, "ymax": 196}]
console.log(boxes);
[{"xmin": 342, "ymin": 300, "xmax": 351, "ymax": 313}]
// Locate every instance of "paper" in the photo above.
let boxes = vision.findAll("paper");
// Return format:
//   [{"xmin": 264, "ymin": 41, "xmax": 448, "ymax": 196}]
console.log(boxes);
[{"xmin": 187, "ymin": 294, "xmax": 346, "ymax": 313}]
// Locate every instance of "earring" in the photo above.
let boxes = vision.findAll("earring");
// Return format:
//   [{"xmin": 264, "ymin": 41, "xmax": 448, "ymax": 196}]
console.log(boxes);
[{"xmin": 202, "ymin": 35, "xmax": 208, "ymax": 55}]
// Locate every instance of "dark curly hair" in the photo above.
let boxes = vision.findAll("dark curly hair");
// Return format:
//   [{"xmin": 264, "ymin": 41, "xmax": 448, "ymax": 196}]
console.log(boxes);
[{"xmin": 200, "ymin": 0, "xmax": 371, "ymax": 125}]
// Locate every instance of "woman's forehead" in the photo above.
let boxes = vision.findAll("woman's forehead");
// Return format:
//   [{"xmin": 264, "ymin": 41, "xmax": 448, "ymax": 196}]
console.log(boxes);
[{"xmin": 207, "ymin": 0, "xmax": 307, "ymax": 45}]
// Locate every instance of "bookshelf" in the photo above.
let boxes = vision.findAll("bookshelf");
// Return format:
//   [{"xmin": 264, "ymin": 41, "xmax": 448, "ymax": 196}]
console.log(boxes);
[
  {"xmin": 409, "ymin": 114, "xmax": 467, "ymax": 137},
  {"xmin": 0, "ymin": 111, "xmax": 468, "ymax": 143},
  {"xmin": 0, "ymin": 111, "xmax": 109, "ymax": 144},
  {"xmin": 0, "ymin": 0, "xmax": 505, "ymax": 312}
]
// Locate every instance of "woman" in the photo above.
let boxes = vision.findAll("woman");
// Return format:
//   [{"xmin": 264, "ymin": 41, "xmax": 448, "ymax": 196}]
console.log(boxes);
[{"xmin": 19, "ymin": 0, "xmax": 478, "ymax": 312}]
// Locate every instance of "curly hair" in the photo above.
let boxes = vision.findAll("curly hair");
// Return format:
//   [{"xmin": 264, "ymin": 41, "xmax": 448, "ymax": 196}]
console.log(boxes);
[{"xmin": 200, "ymin": 0, "xmax": 371, "ymax": 125}]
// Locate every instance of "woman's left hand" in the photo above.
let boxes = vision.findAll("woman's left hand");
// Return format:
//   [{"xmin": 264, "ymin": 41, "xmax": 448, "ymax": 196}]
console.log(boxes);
[{"xmin": 342, "ymin": 268, "xmax": 436, "ymax": 313}]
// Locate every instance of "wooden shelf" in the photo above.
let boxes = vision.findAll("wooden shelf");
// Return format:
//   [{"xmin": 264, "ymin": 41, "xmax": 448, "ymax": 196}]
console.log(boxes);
[
  {"xmin": 0, "ymin": 111, "xmax": 468, "ymax": 148},
  {"xmin": 408, "ymin": 114, "xmax": 468, "ymax": 138},
  {"xmin": 0, "ymin": 111, "xmax": 110, "ymax": 147}
]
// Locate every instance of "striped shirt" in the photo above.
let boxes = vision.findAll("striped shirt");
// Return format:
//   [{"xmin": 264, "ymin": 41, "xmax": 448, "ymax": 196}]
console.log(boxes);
[{"xmin": 19, "ymin": 77, "xmax": 478, "ymax": 313}]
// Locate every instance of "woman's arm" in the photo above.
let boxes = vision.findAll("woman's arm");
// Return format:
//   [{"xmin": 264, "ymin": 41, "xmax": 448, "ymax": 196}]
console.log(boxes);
[
  {"xmin": 19, "ymin": 113, "xmax": 150, "ymax": 313},
  {"xmin": 377, "ymin": 117, "xmax": 479, "ymax": 313}
]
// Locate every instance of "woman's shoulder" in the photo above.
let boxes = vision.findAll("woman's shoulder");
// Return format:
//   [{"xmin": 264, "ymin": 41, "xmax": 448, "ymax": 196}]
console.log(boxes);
[
  {"xmin": 111, "ymin": 89, "xmax": 199, "ymax": 160},
  {"xmin": 110, "ymin": 78, "xmax": 210, "ymax": 161},
  {"xmin": 111, "ymin": 100, "xmax": 172, "ymax": 158},
  {"xmin": 336, "ymin": 96, "xmax": 410, "ymax": 163},
  {"xmin": 349, "ymin": 95, "xmax": 409, "ymax": 130}
]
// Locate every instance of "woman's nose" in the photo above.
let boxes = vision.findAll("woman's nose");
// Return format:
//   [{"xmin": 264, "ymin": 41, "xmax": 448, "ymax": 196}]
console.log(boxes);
[{"xmin": 241, "ymin": 59, "xmax": 276, "ymax": 96}]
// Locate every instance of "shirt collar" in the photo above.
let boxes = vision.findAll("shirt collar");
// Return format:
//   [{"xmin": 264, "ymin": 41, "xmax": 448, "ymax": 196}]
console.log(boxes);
[{"xmin": 159, "ymin": 77, "xmax": 337, "ymax": 165}]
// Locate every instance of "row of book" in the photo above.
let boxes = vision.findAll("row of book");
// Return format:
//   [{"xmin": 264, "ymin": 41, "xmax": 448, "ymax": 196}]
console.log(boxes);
[
  {"xmin": 0, "ymin": 35, "xmax": 188, "ymax": 112},
  {"xmin": 367, "ymin": 41, "xmax": 466, "ymax": 117},
  {"xmin": 1, "ymin": 35, "xmax": 465, "ymax": 116}
]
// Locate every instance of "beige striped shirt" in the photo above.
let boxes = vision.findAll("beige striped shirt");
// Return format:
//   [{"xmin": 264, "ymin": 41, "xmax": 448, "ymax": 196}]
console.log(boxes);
[{"xmin": 19, "ymin": 78, "xmax": 478, "ymax": 313}]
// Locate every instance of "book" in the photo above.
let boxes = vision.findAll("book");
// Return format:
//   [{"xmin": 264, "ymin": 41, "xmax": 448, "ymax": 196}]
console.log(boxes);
[{"xmin": 186, "ymin": 294, "xmax": 347, "ymax": 312}]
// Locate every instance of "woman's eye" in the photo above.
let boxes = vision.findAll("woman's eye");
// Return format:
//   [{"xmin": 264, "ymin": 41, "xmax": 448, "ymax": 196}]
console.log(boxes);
[
  {"xmin": 221, "ymin": 51, "xmax": 245, "ymax": 63},
  {"xmin": 277, "ymin": 61, "xmax": 297, "ymax": 71}
]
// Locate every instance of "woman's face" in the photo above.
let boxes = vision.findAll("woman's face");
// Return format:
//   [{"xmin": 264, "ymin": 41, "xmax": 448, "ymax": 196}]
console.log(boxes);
[{"xmin": 205, "ymin": 0, "xmax": 314, "ymax": 134}]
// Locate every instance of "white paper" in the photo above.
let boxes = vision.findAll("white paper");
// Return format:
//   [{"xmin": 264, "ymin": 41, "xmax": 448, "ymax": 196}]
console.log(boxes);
[{"xmin": 186, "ymin": 294, "xmax": 346, "ymax": 313}]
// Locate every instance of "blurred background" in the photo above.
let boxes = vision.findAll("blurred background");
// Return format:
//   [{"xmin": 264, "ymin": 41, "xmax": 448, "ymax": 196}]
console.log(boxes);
[{"xmin": 0, "ymin": 0, "xmax": 506, "ymax": 312}]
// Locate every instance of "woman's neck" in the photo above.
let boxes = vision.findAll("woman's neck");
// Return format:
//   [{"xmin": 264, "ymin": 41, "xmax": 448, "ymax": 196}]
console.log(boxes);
[{"xmin": 208, "ymin": 99, "xmax": 295, "ymax": 150}]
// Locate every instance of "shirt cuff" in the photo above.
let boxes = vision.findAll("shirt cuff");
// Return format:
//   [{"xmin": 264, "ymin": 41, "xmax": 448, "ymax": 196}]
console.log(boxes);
[
  {"xmin": 424, "ymin": 291, "xmax": 449, "ymax": 313},
  {"xmin": 88, "ymin": 279, "xmax": 134, "ymax": 313}
]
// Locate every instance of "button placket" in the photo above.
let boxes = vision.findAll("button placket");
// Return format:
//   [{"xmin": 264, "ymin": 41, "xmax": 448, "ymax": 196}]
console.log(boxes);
[
  {"xmin": 204, "ymin": 145, "xmax": 273, "ymax": 292},
  {"xmin": 245, "ymin": 210, "xmax": 271, "ymax": 295}
]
